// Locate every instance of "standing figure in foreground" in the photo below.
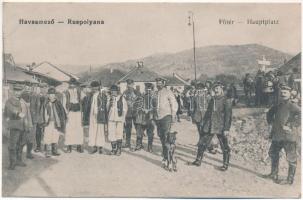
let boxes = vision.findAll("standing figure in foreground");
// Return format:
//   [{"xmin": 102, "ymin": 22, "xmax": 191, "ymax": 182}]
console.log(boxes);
[
  {"xmin": 190, "ymin": 82, "xmax": 232, "ymax": 171},
  {"xmin": 153, "ymin": 78, "xmax": 178, "ymax": 165},
  {"xmin": 123, "ymin": 79, "xmax": 139, "ymax": 150},
  {"xmin": 64, "ymin": 78, "xmax": 83, "ymax": 153},
  {"xmin": 4, "ymin": 85, "xmax": 28, "ymax": 170},
  {"xmin": 88, "ymin": 81, "xmax": 107, "ymax": 154},
  {"xmin": 263, "ymin": 84, "xmax": 300, "ymax": 185},
  {"xmin": 81, "ymin": 83, "xmax": 93, "ymax": 150},
  {"xmin": 107, "ymin": 85, "xmax": 128, "ymax": 156},
  {"xmin": 44, "ymin": 87, "xmax": 67, "ymax": 157}
]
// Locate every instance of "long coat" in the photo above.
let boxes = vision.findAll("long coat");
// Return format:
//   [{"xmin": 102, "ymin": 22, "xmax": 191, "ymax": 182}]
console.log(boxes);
[
  {"xmin": 29, "ymin": 93, "xmax": 48, "ymax": 125},
  {"xmin": 267, "ymin": 100, "xmax": 301, "ymax": 142},
  {"xmin": 191, "ymin": 90, "xmax": 210, "ymax": 125},
  {"xmin": 81, "ymin": 94, "xmax": 93, "ymax": 126},
  {"xmin": 202, "ymin": 96, "xmax": 232, "ymax": 134}
]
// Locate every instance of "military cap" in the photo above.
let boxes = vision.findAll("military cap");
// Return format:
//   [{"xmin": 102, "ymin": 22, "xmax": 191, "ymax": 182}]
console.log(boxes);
[
  {"xmin": 195, "ymin": 82, "xmax": 205, "ymax": 89},
  {"xmin": 68, "ymin": 77, "xmax": 78, "ymax": 85},
  {"xmin": 126, "ymin": 79, "xmax": 134, "ymax": 84},
  {"xmin": 13, "ymin": 84, "xmax": 24, "ymax": 91},
  {"xmin": 145, "ymin": 82, "xmax": 153, "ymax": 89},
  {"xmin": 90, "ymin": 80, "xmax": 100, "ymax": 88},
  {"xmin": 110, "ymin": 84, "xmax": 119, "ymax": 91},
  {"xmin": 39, "ymin": 82, "xmax": 48, "ymax": 88},
  {"xmin": 48, "ymin": 87, "xmax": 56, "ymax": 94},
  {"xmin": 212, "ymin": 81, "xmax": 224, "ymax": 89},
  {"xmin": 279, "ymin": 84, "xmax": 291, "ymax": 91}
]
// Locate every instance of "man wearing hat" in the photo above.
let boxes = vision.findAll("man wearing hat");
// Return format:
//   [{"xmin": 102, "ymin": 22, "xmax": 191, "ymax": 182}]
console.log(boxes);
[
  {"xmin": 88, "ymin": 81, "xmax": 107, "ymax": 154},
  {"xmin": 32, "ymin": 82, "xmax": 49, "ymax": 153},
  {"xmin": 107, "ymin": 84, "xmax": 128, "ymax": 156},
  {"xmin": 63, "ymin": 78, "xmax": 83, "ymax": 153},
  {"xmin": 80, "ymin": 82, "xmax": 93, "ymax": 149},
  {"xmin": 190, "ymin": 81, "xmax": 233, "ymax": 171},
  {"xmin": 4, "ymin": 84, "xmax": 28, "ymax": 169},
  {"xmin": 122, "ymin": 79, "xmax": 140, "ymax": 149},
  {"xmin": 133, "ymin": 82, "xmax": 156, "ymax": 152},
  {"xmin": 263, "ymin": 84, "xmax": 300, "ymax": 185},
  {"xmin": 153, "ymin": 77, "xmax": 178, "ymax": 165},
  {"xmin": 43, "ymin": 87, "xmax": 67, "ymax": 157}
]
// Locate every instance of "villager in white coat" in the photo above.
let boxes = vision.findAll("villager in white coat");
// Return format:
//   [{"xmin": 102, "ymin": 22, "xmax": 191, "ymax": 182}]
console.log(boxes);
[
  {"xmin": 63, "ymin": 78, "xmax": 83, "ymax": 153},
  {"xmin": 88, "ymin": 81, "xmax": 107, "ymax": 154},
  {"xmin": 107, "ymin": 85, "xmax": 128, "ymax": 156}
]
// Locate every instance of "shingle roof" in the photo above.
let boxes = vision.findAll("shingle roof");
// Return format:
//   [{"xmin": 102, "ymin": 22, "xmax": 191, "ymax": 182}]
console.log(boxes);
[
  {"xmin": 279, "ymin": 53, "xmax": 301, "ymax": 74},
  {"xmin": 118, "ymin": 66, "xmax": 163, "ymax": 83}
]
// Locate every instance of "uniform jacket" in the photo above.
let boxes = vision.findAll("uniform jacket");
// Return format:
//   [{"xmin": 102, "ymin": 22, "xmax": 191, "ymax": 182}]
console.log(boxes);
[
  {"xmin": 123, "ymin": 88, "xmax": 140, "ymax": 118},
  {"xmin": 192, "ymin": 89, "xmax": 210, "ymax": 124},
  {"xmin": 133, "ymin": 91, "xmax": 154, "ymax": 125},
  {"xmin": 267, "ymin": 100, "xmax": 301, "ymax": 142},
  {"xmin": 81, "ymin": 93, "xmax": 93, "ymax": 126},
  {"xmin": 202, "ymin": 95, "xmax": 233, "ymax": 134},
  {"xmin": 29, "ymin": 93, "xmax": 48, "ymax": 125},
  {"xmin": 153, "ymin": 87, "xmax": 178, "ymax": 120},
  {"xmin": 45, "ymin": 99, "xmax": 67, "ymax": 133},
  {"xmin": 4, "ymin": 97, "xmax": 25, "ymax": 131}
]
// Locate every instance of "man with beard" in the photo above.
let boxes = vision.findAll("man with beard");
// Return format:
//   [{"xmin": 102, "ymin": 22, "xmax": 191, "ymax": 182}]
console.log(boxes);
[
  {"xmin": 153, "ymin": 78, "xmax": 178, "ymax": 166},
  {"xmin": 123, "ymin": 79, "xmax": 140, "ymax": 150},
  {"xmin": 189, "ymin": 82, "xmax": 232, "ymax": 171},
  {"xmin": 263, "ymin": 84, "xmax": 301, "ymax": 185}
]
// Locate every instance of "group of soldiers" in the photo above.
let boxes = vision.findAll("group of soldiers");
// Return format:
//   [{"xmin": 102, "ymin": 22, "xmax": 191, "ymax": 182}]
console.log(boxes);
[
  {"xmin": 243, "ymin": 68, "xmax": 301, "ymax": 107},
  {"xmin": 3, "ymin": 73, "xmax": 301, "ymax": 185}
]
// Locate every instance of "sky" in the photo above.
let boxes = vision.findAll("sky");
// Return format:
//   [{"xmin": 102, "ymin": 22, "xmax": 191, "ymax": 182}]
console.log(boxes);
[{"xmin": 3, "ymin": 3, "xmax": 301, "ymax": 70}]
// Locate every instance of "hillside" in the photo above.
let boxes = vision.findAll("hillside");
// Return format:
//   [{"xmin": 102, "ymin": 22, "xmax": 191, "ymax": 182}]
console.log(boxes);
[{"xmin": 80, "ymin": 44, "xmax": 293, "ymax": 80}]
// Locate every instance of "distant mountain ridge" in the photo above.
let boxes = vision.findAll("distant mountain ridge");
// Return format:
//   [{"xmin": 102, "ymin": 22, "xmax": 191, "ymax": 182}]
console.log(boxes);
[{"xmin": 79, "ymin": 44, "xmax": 293, "ymax": 79}]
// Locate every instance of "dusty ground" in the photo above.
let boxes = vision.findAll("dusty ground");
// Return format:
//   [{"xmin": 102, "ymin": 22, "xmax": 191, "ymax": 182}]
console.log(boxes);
[{"xmin": 2, "ymin": 108, "xmax": 301, "ymax": 198}]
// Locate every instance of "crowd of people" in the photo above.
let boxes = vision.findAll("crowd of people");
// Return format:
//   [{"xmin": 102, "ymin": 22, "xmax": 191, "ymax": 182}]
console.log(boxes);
[{"xmin": 3, "ymin": 71, "xmax": 301, "ymax": 185}]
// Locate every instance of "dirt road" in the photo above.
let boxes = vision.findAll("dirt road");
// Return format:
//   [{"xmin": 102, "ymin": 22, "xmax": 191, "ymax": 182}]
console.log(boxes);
[{"xmin": 2, "ymin": 109, "xmax": 301, "ymax": 197}]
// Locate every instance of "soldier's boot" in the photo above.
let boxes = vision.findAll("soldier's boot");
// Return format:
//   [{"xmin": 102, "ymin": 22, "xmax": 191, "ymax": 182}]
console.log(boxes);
[
  {"xmin": 190, "ymin": 146, "xmax": 205, "ymax": 167},
  {"xmin": 8, "ymin": 149, "xmax": 16, "ymax": 170},
  {"xmin": 116, "ymin": 140, "xmax": 122, "ymax": 156},
  {"xmin": 26, "ymin": 143, "xmax": 34, "ymax": 159},
  {"xmin": 135, "ymin": 137, "xmax": 143, "ymax": 151},
  {"xmin": 16, "ymin": 145, "xmax": 26, "ymax": 167},
  {"xmin": 66, "ymin": 145, "xmax": 72, "ymax": 153},
  {"xmin": 98, "ymin": 147, "xmax": 103, "ymax": 154},
  {"xmin": 45, "ymin": 145, "xmax": 52, "ymax": 158},
  {"xmin": 110, "ymin": 142, "xmax": 117, "ymax": 155},
  {"xmin": 51, "ymin": 144, "xmax": 60, "ymax": 156},
  {"xmin": 219, "ymin": 151, "xmax": 230, "ymax": 171},
  {"xmin": 90, "ymin": 146, "xmax": 98, "ymax": 154},
  {"xmin": 123, "ymin": 132, "xmax": 131, "ymax": 148},
  {"xmin": 277, "ymin": 162, "xmax": 296, "ymax": 185},
  {"xmin": 262, "ymin": 156, "xmax": 279, "ymax": 181},
  {"xmin": 147, "ymin": 137, "xmax": 153, "ymax": 153}
]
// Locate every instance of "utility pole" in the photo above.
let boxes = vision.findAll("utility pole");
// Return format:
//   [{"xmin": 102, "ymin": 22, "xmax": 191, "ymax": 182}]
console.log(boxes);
[{"xmin": 188, "ymin": 11, "xmax": 197, "ymax": 82}]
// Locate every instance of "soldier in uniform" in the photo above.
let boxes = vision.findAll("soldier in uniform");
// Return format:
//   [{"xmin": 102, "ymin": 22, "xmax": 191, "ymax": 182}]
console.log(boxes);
[
  {"xmin": 255, "ymin": 70, "xmax": 265, "ymax": 107},
  {"xmin": 33, "ymin": 82, "xmax": 49, "ymax": 153},
  {"xmin": 123, "ymin": 79, "xmax": 140, "ymax": 150},
  {"xmin": 153, "ymin": 78, "xmax": 178, "ymax": 165},
  {"xmin": 133, "ymin": 83, "xmax": 156, "ymax": 152},
  {"xmin": 263, "ymin": 84, "xmax": 300, "ymax": 185},
  {"xmin": 4, "ymin": 85, "xmax": 28, "ymax": 170},
  {"xmin": 190, "ymin": 82, "xmax": 233, "ymax": 171}
]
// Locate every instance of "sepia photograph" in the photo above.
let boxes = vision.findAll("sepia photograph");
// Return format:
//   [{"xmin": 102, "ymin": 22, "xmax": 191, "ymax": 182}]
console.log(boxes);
[{"xmin": 2, "ymin": 2, "xmax": 302, "ymax": 198}]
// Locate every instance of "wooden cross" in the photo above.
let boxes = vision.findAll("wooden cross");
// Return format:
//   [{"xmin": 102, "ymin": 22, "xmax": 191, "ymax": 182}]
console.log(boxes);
[{"xmin": 257, "ymin": 55, "xmax": 271, "ymax": 72}]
